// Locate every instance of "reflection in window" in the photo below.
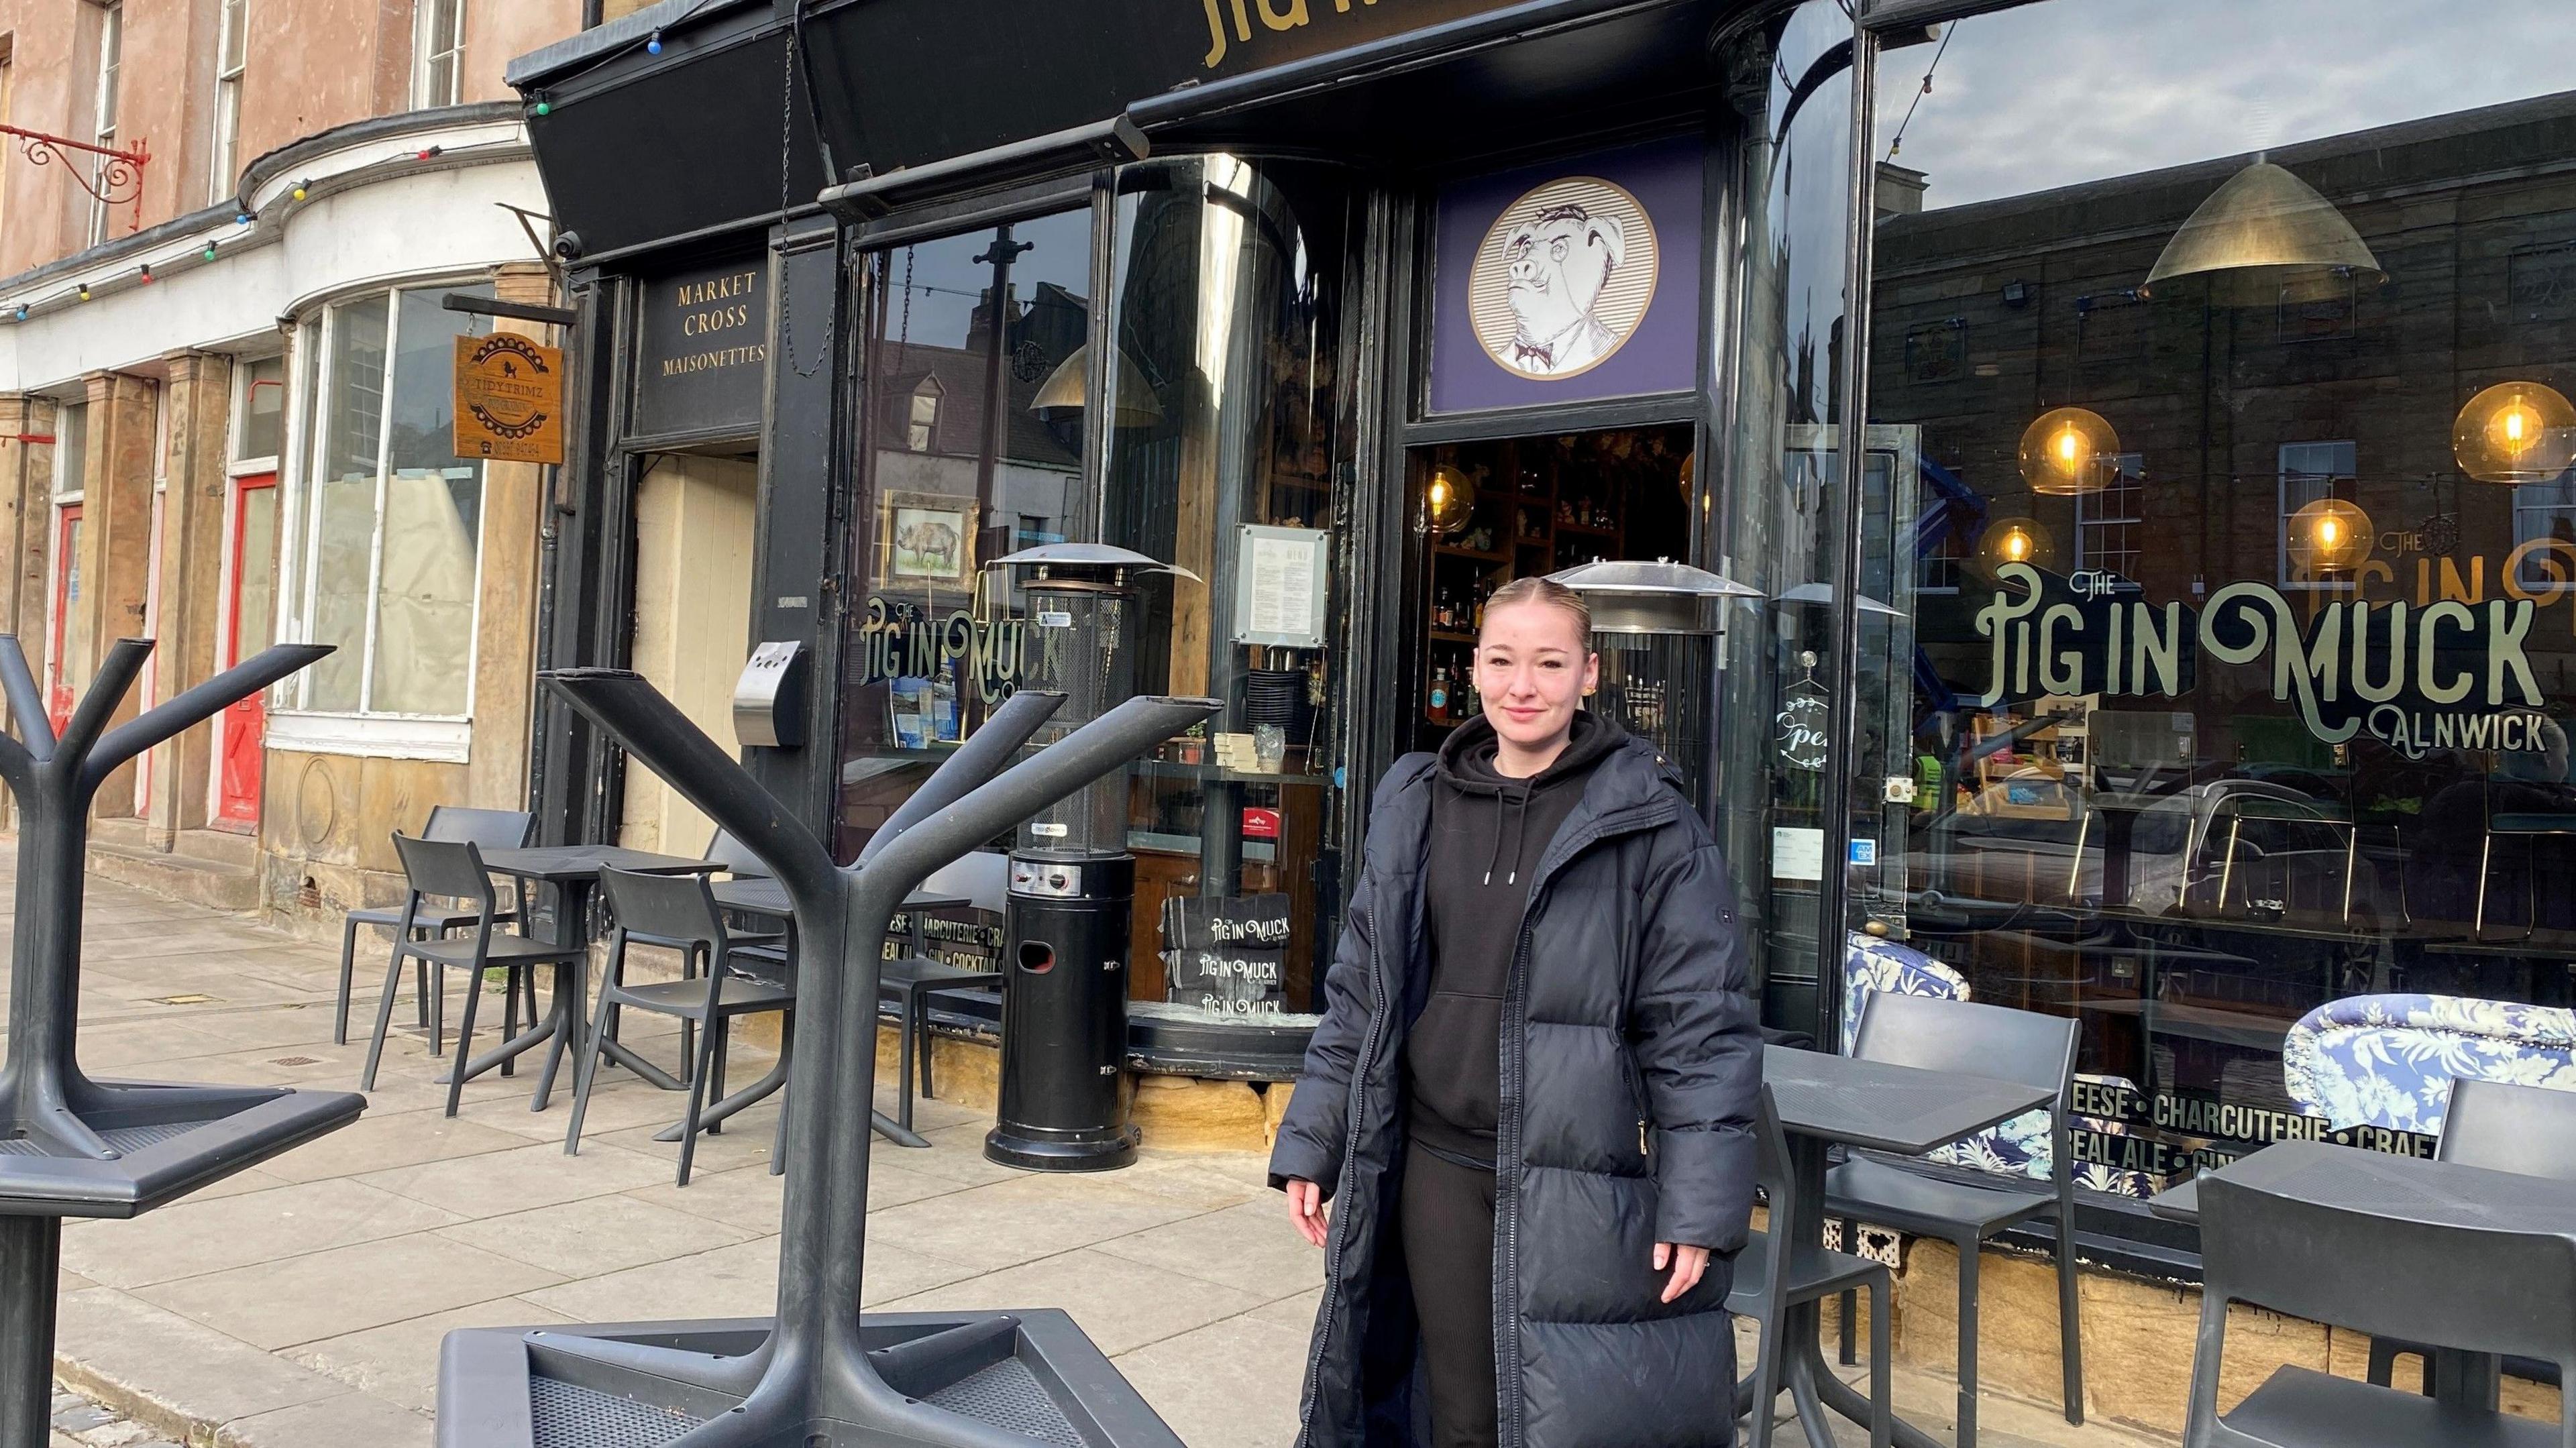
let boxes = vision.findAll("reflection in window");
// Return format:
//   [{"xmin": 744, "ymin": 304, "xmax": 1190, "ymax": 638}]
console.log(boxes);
[
  {"xmin": 1102, "ymin": 156, "xmax": 1357, "ymax": 1017},
  {"xmin": 838, "ymin": 209, "xmax": 1094, "ymax": 858},
  {"xmin": 296, "ymin": 286, "xmax": 489, "ymax": 716},
  {"xmin": 1864, "ymin": 0, "xmax": 2576, "ymax": 1199}
]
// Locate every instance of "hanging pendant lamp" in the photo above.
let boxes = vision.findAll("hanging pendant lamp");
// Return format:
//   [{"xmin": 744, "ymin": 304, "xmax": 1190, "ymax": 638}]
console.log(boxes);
[
  {"xmin": 2141, "ymin": 160, "xmax": 2385, "ymax": 306},
  {"xmin": 1030, "ymin": 344, "xmax": 1167, "ymax": 427}
]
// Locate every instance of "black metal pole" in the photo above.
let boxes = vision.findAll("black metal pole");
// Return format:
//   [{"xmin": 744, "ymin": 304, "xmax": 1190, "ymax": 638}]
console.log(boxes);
[{"xmin": 0, "ymin": 1216, "xmax": 60, "ymax": 1448}]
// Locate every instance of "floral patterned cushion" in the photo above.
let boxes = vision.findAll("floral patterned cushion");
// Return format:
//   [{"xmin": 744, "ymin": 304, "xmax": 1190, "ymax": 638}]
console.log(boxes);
[
  {"xmin": 2282, "ymin": 993, "xmax": 2576, "ymax": 1135},
  {"xmin": 1843, "ymin": 934, "xmax": 2151, "ymax": 1194}
]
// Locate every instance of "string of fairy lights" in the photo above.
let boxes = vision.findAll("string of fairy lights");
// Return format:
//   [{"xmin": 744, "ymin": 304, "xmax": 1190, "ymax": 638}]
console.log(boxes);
[
  {"xmin": 8, "ymin": 0, "xmax": 729, "ymax": 325},
  {"xmin": 3, "ymin": 145, "xmax": 455, "ymax": 325}
]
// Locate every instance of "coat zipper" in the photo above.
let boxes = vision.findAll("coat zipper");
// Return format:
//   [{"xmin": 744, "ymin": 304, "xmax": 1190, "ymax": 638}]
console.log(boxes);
[
  {"xmin": 1297, "ymin": 898, "xmax": 1387, "ymax": 1448},
  {"xmin": 1618, "ymin": 1050, "xmax": 1651, "ymax": 1158}
]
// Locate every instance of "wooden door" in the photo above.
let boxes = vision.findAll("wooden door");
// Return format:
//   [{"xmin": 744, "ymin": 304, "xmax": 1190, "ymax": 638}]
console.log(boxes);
[{"xmin": 215, "ymin": 474, "xmax": 278, "ymax": 826}]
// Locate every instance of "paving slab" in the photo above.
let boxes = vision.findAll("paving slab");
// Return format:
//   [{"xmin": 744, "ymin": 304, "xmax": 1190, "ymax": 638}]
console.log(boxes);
[
  {"xmin": 62, "ymin": 1178, "xmax": 464, "ymax": 1288},
  {"xmin": 134, "ymin": 1233, "xmax": 566, "ymax": 1350},
  {"xmin": 284, "ymin": 1298, "xmax": 575, "ymax": 1413},
  {"xmin": 52, "ymin": 1289, "xmax": 353, "ymax": 1433},
  {"xmin": 877, "ymin": 1247, "xmax": 1271, "ymax": 1355},
  {"xmin": 435, "ymin": 1193, "xmax": 758, "ymax": 1278}
]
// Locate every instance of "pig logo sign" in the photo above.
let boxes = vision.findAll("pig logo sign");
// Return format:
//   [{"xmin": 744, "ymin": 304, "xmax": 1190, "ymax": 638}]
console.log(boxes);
[{"xmin": 1470, "ymin": 176, "xmax": 1659, "ymax": 382}]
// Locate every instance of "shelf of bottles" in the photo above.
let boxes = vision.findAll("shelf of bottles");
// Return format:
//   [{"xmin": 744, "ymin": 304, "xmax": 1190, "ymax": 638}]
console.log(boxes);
[{"xmin": 1418, "ymin": 437, "xmax": 1635, "ymax": 741}]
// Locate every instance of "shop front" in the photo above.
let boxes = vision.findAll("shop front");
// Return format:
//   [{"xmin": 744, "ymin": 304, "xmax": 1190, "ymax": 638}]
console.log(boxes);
[{"xmin": 511, "ymin": 0, "xmax": 2576, "ymax": 1297}]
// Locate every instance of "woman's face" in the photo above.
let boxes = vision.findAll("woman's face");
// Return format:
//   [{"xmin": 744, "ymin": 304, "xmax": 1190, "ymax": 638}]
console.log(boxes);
[{"xmin": 1475, "ymin": 600, "xmax": 1599, "ymax": 753}]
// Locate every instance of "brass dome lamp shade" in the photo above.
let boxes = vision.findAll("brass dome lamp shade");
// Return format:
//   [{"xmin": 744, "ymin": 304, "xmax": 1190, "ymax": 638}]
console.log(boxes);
[
  {"xmin": 2453, "ymin": 381, "xmax": 2576, "ymax": 485},
  {"xmin": 1030, "ymin": 344, "xmax": 1167, "ymax": 428},
  {"xmin": 2017, "ymin": 406, "xmax": 2121, "ymax": 496},
  {"xmin": 1426, "ymin": 466, "xmax": 1477, "ymax": 537},
  {"xmin": 2140, "ymin": 160, "xmax": 2385, "ymax": 306},
  {"xmin": 2286, "ymin": 497, "xmax": 2375, "ymax": 575},
  {"xmin": 1975, "ymin": 516, "xmax": 2057, "ymax": 573}
]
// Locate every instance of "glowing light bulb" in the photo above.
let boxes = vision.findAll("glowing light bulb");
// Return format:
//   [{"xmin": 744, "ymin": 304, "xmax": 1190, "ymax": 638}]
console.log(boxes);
[
  {"xmin": 2288, "ymin": 498, "xmax": 2373, "ymax": 575},
  {"xmin": 2019, "ymin": 408, "xmax": 2120, "ymax": 495},
  {"xmin": 2317, "ymin": 517, "xmax": 2341, "ymax": 547},
  {"xmin": 2004, "ymin": 528, "xmax": 2031, "ymax": 561},
  {"xmin": 2457, "ymin": 382, "xmax": 2576, "ymax": 484}
]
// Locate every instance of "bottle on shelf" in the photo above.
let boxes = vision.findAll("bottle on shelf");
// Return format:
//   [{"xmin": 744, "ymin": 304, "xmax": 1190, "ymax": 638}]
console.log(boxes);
[{"xmin": 1428, "ymin": 666, "xmax": 1451, "ymax": 724}]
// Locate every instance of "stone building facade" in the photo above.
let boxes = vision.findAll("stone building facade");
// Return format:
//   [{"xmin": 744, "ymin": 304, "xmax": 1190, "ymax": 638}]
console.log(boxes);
[{"xmin": 0, "ymin": 0, "xmax": 582, "ymax": 928}]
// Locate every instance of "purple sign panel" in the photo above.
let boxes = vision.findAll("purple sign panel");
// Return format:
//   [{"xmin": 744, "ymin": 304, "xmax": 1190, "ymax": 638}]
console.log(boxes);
[{"xmin": 1428, "ymin": 135, "xmax": 1705, "ymax": 414}]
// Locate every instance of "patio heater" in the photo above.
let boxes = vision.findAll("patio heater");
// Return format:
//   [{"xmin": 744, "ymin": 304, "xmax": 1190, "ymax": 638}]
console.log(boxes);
[
  {"xmin": 0, "ymin": 636, "xmax": 360, "ymax": 1448},
  {"xmin": 1550, "ymin": 559, "xmax": 1760, "ymax": 810},
  {"xmin": 986, "ymin": 543, "xmax": 1188, "ymax": 1173},
  {"xmin": 439, "ymin": 667, "xmax": 1216, "ymax": 1448}
]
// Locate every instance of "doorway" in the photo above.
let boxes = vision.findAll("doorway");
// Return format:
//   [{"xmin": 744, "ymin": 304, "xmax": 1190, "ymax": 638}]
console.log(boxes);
[
  {"xmin": 213, "ymin": 473, "xmax": 279, "ymax": 827},
  {"xmin": 619, "ymin": 451, "xmax": 759, "ymax": 856},
  {"xmin": 1406, "ymin": 424, "xmax": 1695, "ymax": 755},
  {"xmin": 48, "ymin": 503, "xmax": 82, "ymax": 734}
]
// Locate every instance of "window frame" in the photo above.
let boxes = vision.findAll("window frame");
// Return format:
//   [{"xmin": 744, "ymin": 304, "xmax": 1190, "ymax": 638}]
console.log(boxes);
[
  {"xmin": 229, "ymin": 351, "xmax": 285, "ymax": 476},
  {"xmin": 270, "ymin": 282, "xmax": 491, "ymax": 761},
  {"xmin": 87, "ymin": 0, "xmax": 122, "ymax": 246},
  {"xmin": 2074, "ymin": 451, "xmax": 2146, "ymax": 581},
  {"xmin": 209, "ymin": 0, "xmax": 248, "ymax": 205},
  {"xmin": 411, "ymin": 0, "xmax": 465, "ymax": 110}
]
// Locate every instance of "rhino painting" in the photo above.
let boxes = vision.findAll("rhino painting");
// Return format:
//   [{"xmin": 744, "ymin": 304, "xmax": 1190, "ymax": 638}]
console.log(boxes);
[
  {"xmin": 1472, "ymin": 176, "xmax": 1658, "ymax": 382},
  {"xmin": 888, "ymin": 502, "xmax": 971, "ymax": 583}
]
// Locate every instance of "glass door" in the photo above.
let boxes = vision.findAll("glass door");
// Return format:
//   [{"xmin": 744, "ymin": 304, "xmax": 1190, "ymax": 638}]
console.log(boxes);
[{"xmin": 48, "ymin": 504, "xmax": 83, "ymax": 734}]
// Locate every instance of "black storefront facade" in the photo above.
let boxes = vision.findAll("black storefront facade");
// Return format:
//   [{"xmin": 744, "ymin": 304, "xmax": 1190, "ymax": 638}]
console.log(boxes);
[{"xmin": 508, "ymin": 0, "xmax": 2576, "ymax": 1365}]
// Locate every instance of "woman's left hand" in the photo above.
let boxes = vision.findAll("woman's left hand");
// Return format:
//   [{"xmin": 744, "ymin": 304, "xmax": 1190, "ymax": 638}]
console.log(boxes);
[{"xmin": 1652, "ymin": 1242, "xmax": 1709, "ymax": 1304}]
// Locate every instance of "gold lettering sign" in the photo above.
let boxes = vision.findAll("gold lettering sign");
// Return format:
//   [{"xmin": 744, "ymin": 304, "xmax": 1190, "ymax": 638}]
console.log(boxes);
[
  {"xmin": 663, "ymin": 268, "xmax": 767, "ymax": 376},
  {"xmin": 1195, "ymin": 0, "xmax": 1511, "ymax": 70},
  {"xmin": 453, "ymin": 333, "xmax": 564, "ymax": 465}
]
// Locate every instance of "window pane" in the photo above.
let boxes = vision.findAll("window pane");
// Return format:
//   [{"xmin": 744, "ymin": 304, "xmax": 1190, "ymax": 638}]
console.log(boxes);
[
  {"xmin": 839, "ymin": 210, "xmax": 1093, "ymax": 860},
  {"xmin": 368, "ymin": 288, "xmax": 486, "ymax": 716},
  {"xmin": 219, "ymin": 0, "xmax": 246, "ymax": 72},
  {"xmin": 1864, "ymin": 0, "xmax": 2576, "ymax": 1198},
  {"xmin": 95, "ymin": 5, "xmax": 120, "ymax": 135},
  {"xmin": 306, "ymin": 300, "xmax": 387, "ymax": 712},
  {"xmin": 237, "ymin": 355, "xmax": 284, "ymax": 461},
  {"xmin": 56, "ymin": 403, "xmax": 87, "ymax": 496}
]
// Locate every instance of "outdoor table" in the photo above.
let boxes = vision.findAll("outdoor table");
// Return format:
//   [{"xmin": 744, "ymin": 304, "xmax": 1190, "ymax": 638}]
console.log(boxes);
[
  {"xmin": 455, "ymin": 844, "xmax": 720, "ymax": 1110},
  {"xmin": 686, "ymin": 877, "xmax": 981, "ymax": 1148},
  {"xmin": 1746, "ymin": 1045, "xmax": 2057, "ymax": 1448},
  {"xmin": 2148, "ymin": 1140, "xmax": 2576, "ymax": 1410}
]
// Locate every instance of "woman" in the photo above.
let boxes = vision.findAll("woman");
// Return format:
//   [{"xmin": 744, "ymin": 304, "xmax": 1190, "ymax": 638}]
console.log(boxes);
[{"xmin": 1273, "ymin": 575, "xmax": 1760, "ymax": 1448}]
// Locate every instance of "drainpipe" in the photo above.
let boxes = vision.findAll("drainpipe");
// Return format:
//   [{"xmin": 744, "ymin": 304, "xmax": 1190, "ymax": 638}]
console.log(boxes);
[{"xmin": 582, "ymin": 0, "xmax": 603, "ymax": 28}]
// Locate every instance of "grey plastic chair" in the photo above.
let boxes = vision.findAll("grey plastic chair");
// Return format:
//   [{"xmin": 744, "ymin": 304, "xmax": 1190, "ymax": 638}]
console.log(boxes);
[
  {"xmin": 361, "ymin": 834, "xmax": 586, "ymax": 1117},
  {"xmin": 333, "ymin": 806, "xmax": 533, "ymax": 1046},
  {"xmin": 566, "ymin": 866, "xmax": 795, "ymax": 1186},
  {"xmin": 2367, "ymin": 1078, "xmax": 2576, "ymax": 1394},
  {"xmin": 604, "ymin": 827, "xmax": 786, "ymax": 1066},
  {"xmin": 2186, "ymin": 1173, "xmax": 2576, "ymax": 1448},
  {"xmin": 1727, "ymin": 1083, "xmax": 1891, "ymax": 1448},
  {"xmin": 878, "ymin": 850, "xmax": 1008, "ymax": 1131},
  {"xmin": 1826, "ymin": 992, "xmax": 2083, "ymax": 1448}
]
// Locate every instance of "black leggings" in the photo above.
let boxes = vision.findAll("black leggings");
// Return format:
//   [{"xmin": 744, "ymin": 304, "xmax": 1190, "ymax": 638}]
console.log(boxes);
[{"xmin": 1399, "ymin": 1141, "xmax": 1500, "ymax": 1448}]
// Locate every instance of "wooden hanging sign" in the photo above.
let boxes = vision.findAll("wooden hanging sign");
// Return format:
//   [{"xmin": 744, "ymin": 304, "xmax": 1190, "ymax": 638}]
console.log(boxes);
[{"xmin": 453, "ymin": 333, "xmax": 565, "ymax": 464}]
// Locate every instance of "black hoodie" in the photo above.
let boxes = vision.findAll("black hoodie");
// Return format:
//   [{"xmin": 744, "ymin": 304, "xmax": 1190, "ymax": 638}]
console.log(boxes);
[{"xmin": 1403, "ymin": 710, "xmax": 1625, "ymax": 1168}]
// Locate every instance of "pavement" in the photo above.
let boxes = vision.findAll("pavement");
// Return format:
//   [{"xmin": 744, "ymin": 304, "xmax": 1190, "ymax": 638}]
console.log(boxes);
[{"xmin": 11, "ymin": 851, "xmax": 2172, "ymax": 1448}]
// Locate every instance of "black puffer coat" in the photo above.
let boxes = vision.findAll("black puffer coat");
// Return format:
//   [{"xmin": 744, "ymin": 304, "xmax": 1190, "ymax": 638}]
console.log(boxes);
[{"xmin": 1271, "ymin": 733, "xmax": 1761, "ymax": 1448}]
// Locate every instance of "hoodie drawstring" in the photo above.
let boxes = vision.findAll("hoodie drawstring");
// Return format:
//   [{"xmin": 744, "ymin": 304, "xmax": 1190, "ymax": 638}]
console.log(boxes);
[{"xmin": 1483, "ymin": 782, "xmax": 1532, "ymax": 887}]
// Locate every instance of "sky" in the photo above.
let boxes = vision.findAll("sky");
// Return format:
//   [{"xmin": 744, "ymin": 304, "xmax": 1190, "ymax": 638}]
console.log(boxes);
[{"xmin": 1877, "ymin": 0, "xmax": 2576, "ymax": 211}]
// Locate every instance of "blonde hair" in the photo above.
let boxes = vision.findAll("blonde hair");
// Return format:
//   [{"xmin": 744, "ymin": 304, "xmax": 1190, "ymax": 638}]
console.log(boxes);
[{"xmin": 1481, "ymin": 576, "xmax": 1593, "ymax": 647}]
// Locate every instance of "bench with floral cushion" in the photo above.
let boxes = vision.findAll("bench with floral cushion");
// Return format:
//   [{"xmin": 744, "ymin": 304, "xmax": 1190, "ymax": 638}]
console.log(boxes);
[{"xmin": 2282, "ymin": 993, "xmax": 2576, "ymax": 1135}]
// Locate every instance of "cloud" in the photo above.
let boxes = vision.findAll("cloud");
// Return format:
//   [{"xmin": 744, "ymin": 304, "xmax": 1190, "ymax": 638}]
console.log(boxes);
[{"xmin": 1880, "ymin": 0, "xmax": 2576, "ymax": 210}]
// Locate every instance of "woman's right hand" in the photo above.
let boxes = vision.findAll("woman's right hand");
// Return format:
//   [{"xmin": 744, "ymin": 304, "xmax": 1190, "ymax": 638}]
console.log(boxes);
[{"xmin": 1285, "ymin": 1178, "xmax": 1330, "ymax": 1247}]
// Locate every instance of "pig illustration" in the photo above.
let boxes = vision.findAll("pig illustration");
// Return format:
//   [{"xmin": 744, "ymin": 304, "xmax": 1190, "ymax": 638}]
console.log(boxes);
[{"xmin": 1501, "ymin": 201, "xmax": 1628, "ymax": 376}]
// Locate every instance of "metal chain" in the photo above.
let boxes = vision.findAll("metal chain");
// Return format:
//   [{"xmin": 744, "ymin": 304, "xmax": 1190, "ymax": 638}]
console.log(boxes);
[{"xmin": 774, "ymin": 17, "xmax": 831, "ymax": 379}]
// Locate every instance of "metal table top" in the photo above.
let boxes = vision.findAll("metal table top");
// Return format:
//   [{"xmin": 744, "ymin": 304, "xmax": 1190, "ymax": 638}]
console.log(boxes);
[
  {"xmin": 1760, "ymin": 1045, "xmax": 2055, "ymax": 1156},
  {"xmin": 478, "ymin": 846, "xmax": 723, "ymax": 883},
  {"xmin": 2150, "ymin": 1139, "xmax": 2576, "ymax": 1234},
  {"xmin": 709, "ymin": 875, "xmax": 973, "ymax": 918}
]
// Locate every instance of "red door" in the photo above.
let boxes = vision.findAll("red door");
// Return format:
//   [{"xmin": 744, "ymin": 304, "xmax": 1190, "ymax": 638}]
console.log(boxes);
[
  {"xmin": 47, "ymin": 504, "xmax": 81, "ymax": 734},
  {"xmin": 216, "ymin": 474, "xmax": 279, "ymax": 826}
]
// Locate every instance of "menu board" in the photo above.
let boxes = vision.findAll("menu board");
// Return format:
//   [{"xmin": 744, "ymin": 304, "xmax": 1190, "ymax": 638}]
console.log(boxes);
[{"xmin": 1162, "ymin": 893, "xmax": 1293, "ymax": 1017}]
